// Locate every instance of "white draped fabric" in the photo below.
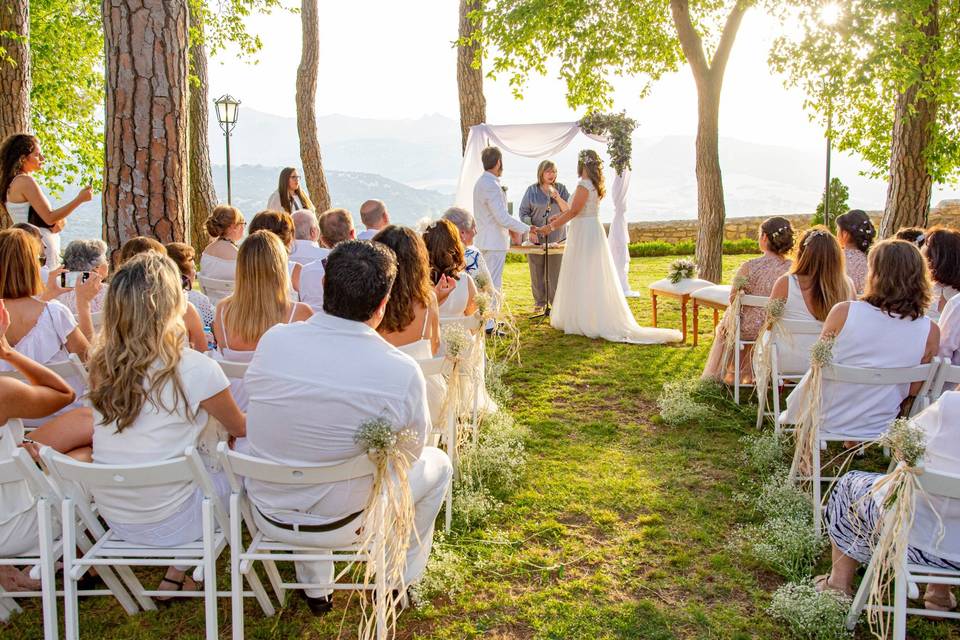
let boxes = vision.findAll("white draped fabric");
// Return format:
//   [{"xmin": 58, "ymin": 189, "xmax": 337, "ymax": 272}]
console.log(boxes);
[{"xmin": 454, "ymin": 122, "xmax": 637, "ymax": 297}]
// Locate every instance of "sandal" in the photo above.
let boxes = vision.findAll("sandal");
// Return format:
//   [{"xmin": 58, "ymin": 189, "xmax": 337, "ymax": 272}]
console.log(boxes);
[
  {"xmin": 814, "ymin": 574, "xmax": 854, "ymax": 598},
  {"xmin": 155, "ymin": 575, "xmax": 200, "ymax": 604},
  {"xmin": 924, "ymin": 589, "xmax": 957, "ymax": 611}
]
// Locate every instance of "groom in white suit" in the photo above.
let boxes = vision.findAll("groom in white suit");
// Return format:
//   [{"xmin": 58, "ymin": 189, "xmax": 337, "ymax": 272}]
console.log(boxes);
[{"xmin": 473, "ymin": 146, "xmax": 535, "ymax": 331}]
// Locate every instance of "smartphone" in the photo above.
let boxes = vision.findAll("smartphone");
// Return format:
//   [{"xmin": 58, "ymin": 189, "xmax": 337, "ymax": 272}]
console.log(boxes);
[{"xmin": 60, "ymin": 271, "xmax": 90, "ymax": 288}]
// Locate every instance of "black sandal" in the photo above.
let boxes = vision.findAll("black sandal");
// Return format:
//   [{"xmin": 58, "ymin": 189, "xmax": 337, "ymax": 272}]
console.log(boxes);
[{"xmin": 155, "ymin": 576, "xmax": 186, "ymax": 605}]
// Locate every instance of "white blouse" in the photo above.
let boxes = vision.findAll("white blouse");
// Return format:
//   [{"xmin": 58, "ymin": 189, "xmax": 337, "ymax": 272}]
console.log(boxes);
[
  {"xmin": 773, "ymin": 275, "xmax": 823, "ymax": 375},
  {"xmin": 199, "ymin": 252, "xmax": 237, "ymax": 281},
  {"xmin": 438, "ymin": 272, "xmax": 474, "ymax": 319}
]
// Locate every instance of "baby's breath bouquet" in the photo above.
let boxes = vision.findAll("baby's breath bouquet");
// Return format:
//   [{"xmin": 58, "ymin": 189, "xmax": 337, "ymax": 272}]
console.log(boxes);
[
  {"xmin": 473, "ymin": 272, "xmax": 491, "ymax": 293},
  {"xmin": 474, "ymin": 291, "xmax": 494, "ymax": 323},
  {"xmin": 715, "ymin": 274, "xmax": 753, "ymax": 390},
  {"xmin": 667, "ymin": 258, "xmax": 697, "ymax": 284},
  {"xmin": 768, "ymin": 580, "xmax": 851, "ymax": 640},
  {"xmin": 442, "ymin": 322, "xmax": 472, "ymax": 361}
]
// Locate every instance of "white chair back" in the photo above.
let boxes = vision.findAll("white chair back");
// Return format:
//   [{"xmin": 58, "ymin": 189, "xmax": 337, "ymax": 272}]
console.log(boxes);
[
  {"xmin": 416, "ymin": 355, "xmax": 451, "ymax": 377},
  {"xmin": 0, "ymin": 353, "xmax": 88, "ymax": 385},
  {"xmin": 916, "ymin": 466, "xmax": 960, "ymax": 499},
  {"xmin": 439, "ymin": 314, "xmax": 483, "ymax": 331},
  {"xmin": 198, "ymin": 275, "xmax": 234, "ymax": 306},
  {"xmin": 931, "ymin": 359, "xmax": 960, "ymax": 398},
  {"xmin": 824, "ymin": 360, "xmax": 939, "ymax": 418},
  {"xmin": 730, "ymin": 294, "xmax": 769, "ymax": 404},
  {"xmin": 740, "ymin": 294, "xmax": 769, "ymax": 308},
  {"xmin": 776, "ymin": 319, "xmax": 823, "ymax": 335},
  {"xmin": 217, "ymin": 359, "xmax": 249, "ymax": 380},
  {"xmin": 218, "ymin": 444, "xmax": 375, "ymax": 489}
]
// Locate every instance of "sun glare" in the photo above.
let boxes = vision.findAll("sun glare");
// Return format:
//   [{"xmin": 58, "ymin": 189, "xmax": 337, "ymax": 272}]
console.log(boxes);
[{"xmin": 820, "ymin": 3, "xmax": 841, "ymax": 26}]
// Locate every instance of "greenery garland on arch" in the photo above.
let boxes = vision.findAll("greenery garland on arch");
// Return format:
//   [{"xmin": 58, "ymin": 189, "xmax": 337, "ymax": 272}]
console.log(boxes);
[{"xmin": 577, "ymin": 111, "xmax": 638, "ymax": 176}]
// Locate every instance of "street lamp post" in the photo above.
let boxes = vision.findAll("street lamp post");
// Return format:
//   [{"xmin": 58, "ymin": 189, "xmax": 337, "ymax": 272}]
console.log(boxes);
[
  {"xmin": 820, "ymin": 3, "xmax": 840, "ymax": 229},
  {"xmin": 214, "ymin": 94, "xmax": 241, "ymax": 205},
  {"xmin": 824, "ymin": 101, "xmax": 833, "ymax": 229}
]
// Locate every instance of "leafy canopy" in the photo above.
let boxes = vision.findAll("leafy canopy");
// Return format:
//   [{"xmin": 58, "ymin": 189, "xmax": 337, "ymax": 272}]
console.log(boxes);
[{"xmin": 769, "ymin": 0, "xmax": 960, "ymax": 184}]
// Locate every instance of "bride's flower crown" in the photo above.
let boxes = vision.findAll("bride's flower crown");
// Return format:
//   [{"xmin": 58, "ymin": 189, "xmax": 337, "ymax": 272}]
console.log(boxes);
[{"xmin": 579, "ymin": 150, "xmax": 601, "ymax": 166}]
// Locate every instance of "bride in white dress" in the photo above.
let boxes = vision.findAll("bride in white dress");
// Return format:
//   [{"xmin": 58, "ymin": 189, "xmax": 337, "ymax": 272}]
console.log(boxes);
[{"xmin": 541, "ymin": 150, "xmax": 682, "ymax": 344}]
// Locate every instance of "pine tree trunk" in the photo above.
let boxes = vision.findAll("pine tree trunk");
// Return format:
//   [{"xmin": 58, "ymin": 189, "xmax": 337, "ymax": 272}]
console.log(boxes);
[
  {"xmin": 457, "ymin": 0, "xmax": 486, "ymax": 153},
  {"xmin": 879, "ymin": 0, "xmax": 939, "ymax": 237},
  {"xmin": 296, "ymin": 0, "xmax": 331, "ymax": 213},
  {"xmin": 0, "ymin": 0, "xmax": 31, "ymax": 228},
  {"xmin": 694, "ymin": 82, "xmax": 725, "ymax": 283},
  {"xmin": 102, "ymin": 0, "xmax": 190, "ymax": 256},
  {"xmin": 187, "ymin": 21, "xmax": 218, "ymax": 259}
]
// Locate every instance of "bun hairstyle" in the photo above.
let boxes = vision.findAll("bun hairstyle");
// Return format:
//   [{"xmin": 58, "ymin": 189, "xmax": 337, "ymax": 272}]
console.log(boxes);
[
  {"xmin": 836, "ymin": 209, "xmax": 875, "ymax": 253},
  {"xmin": 759, "ymin": 216, "xmax": 795, "ymax": 255},
  {"xmin": 577, "ymin": 149, "xmax": 606, "ymax": 199},
  {"xmin": 205, "ymin": 204, "xmax": 243, "ymax": 238},
  {"xmin": 894, "ymin": 227, "xmax": 926, "ymax": 249}
]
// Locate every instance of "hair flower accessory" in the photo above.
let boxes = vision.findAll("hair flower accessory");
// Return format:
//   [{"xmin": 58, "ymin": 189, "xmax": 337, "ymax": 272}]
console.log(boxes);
[
  {"xmin": 578, "ymin": 149, "xmax": 601, "ymax": 166},
  {"xmin": 802, "ymin": 228, "xmax": 831, "ymax": 247}
]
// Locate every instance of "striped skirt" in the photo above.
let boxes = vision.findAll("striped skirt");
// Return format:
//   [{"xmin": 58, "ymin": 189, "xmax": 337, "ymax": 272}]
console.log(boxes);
[{"xmin": 826, "ymin": 471, "xmax": 960, "ymax": 570}]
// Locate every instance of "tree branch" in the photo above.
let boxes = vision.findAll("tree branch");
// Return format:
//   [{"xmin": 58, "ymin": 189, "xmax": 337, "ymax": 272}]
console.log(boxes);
[
  {"xmin": 710, "ymin": 1, "xmax": 749, "ymax": 81},
  {"xmin": 669, "ymin": 0, "xmax": 709, "ymax": 81}
]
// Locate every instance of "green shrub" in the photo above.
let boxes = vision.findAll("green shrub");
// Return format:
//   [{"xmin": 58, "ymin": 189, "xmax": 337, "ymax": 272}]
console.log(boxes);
[{"xmin": 627, "ymin": 238, "xmax": 759, "ymax": 258}]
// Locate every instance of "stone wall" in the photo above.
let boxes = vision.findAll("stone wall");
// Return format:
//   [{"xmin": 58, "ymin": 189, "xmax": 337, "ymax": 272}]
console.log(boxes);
[{"xmin": 622, "ymin": 199, "xmax": 960, "ymax": 244}]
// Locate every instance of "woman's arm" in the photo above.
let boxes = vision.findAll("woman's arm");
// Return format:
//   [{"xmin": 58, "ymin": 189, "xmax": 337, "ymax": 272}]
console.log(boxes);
[
  {"xmin": 768, "ymin": 275, "xmax": 789, "ymax": 304},
  {"xmin": 518, "ymin": 187, "xmax": 534, "ymax": 225},
  {"xmin": 550, "ymin": 185, "xmax": 570, "ymax": 214},
  {"xmin": 199, "ymin": 389, "xmax": 246, "ymax": 438},
  {"xmin": 463, "ymin": 276, "xmax": 478, "ymax": 316},
  {"xmin": 14, "ymin": 176, "xmax": 92, "ymax": 225},
  {"xmin": 184, "ymin": 303, "xmax": 207, "ymax": 352},
  {"xmin": 73, "ymin": 272, "xmax": 102, "ymax": 340},
  {"xmin": 543, "ymin": 186, "xmax": 587, "ymax": 231},
  {"xmin": 39, "ymin": 268, "xmax": 70, "ymax": 301},
  {"xmin": 291, "ymin": 262, "xmax": 302, "ymax": 294},
  {"xmin": 819, "ymin": 301, "xmax": 850, "ymax": 339},
  {"xmin": 910, "ymin": 323, "xmax": 942, "ymax": 395},
  {"xmin": 428, "ymin": 294, "xmax": 441, "ymax": 356}
]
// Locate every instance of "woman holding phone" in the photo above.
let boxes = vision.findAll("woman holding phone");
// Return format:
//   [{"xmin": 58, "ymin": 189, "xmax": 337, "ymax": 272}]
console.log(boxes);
[{"xmin": 1, "ymin": 133, "xmax": 93, "ymax": 268}]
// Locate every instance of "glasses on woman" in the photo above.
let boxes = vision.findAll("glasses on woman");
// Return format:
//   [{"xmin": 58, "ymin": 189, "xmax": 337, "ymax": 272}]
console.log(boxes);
[
  {"xmin": 38, "ymin": 253, "xmax": 47, "ymax": 267},
  {"xmin": 180, "ymin": 274, "xmax": 192, "ymax": 291},
  {"xmin": 290, "ymin": 175, "xmax": 300, "ymax": 181}
]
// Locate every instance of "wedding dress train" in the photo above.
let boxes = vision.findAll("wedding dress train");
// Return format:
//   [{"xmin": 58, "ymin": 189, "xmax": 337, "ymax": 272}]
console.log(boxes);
[{"xmin": 550, "ymin": 179, "xmax": 682, "ymax": 345}]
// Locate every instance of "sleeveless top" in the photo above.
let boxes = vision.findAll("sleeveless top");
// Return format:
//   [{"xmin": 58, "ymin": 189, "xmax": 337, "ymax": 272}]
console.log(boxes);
[
  {"xmin": 438, "ymin": 272, "xmax": 473, "ymax": 318},
  {"xmin": 395, "ymin": 309, "xmax": 434, "ymax": 362},
  {"xmin": 199, "ymin": 251, "xmax": 237, "ymax": 281},
  {"xmin": 0, "ymin": 420, "xmax": 34, "ymax": 529},
  {"xmin": 396, "ymin": 309, "xmax": 446, "ymax": 427},
  {"xmin": 576, "ymin": 178, "xmax": 599, "ymax": 218},
  {"xmin": 6, "ymin": 200, "xmax": 61, "ymax": 268},
  {"xmin": 774, "ymin": 275, "xmax": 823, "ymax": 374}
]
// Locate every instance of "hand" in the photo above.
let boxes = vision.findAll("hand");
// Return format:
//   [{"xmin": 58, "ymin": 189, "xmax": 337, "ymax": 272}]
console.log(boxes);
[
  {"xmin": 75, "ymin": 272, "xmax": 103, "ymax": 305},
  {"xmin": 434, "ymin": 274, "xmax": 455, "ymax": 303},
  {"xmin": 529, "ymin": 230, "xmax": 538, "ymax": 244},
  {"xmin": 547, "ymin": 185, "xmax": 559, "ymax": 200},
  {"xmin": 76, "ymin": 185, "xmax": 94, "ymax": 204},
  {"xmin": 0, "ymin": 300, "xmax": 11, "ymax": 359},
  {"xmin": 46, "ymin": 267, "xmax": 70, "ymax": 295},
  {"xmin": 52, "ymin": 219, "xmax": 66, "ymax": 233},
  {"xmin": 510, "ymin": 230, "xmax": 522, "ymax": 246},
  {"xmin": 18, "ymin": 439, "xmax": 41, "ymax": 463}
]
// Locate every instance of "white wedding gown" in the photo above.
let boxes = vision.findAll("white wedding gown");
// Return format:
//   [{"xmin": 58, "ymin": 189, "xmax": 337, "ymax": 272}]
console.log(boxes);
[{"xmin": 550, "ymin": 179, "xmax": 682, "ymax": 344}]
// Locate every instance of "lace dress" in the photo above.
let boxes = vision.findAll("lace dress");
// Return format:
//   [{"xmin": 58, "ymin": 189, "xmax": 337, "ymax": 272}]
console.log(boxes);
[
  {"xmin": 701, "ymin": 254, "xmax": 791, "ymax": 382},
  {"xmin": 844, "ymin": 248, "xmax": 868, "ymax": 295}
]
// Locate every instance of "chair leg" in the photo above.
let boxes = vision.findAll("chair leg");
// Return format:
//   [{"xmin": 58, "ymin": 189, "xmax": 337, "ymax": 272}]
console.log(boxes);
[
  {"xmin": 893, "ymin": 567, "xmax": 907, "ymax": 640},
  {"xmin": 245, "ymin": 566, "xmax": 275, "ymax": 616},
  {"xmin": 734, "ymin": 341, "xmax": 741, "ymax": 405},
  {"xmin": 262, "ymin": 559, "xmax": 285, "ymax": 606},
  {"xmin": 847, "ymin": 555, "xmax": 877, "ymax": 630},
  {"xmin": 113, "ymin": 564, "xmax": 155, "ymax": 611},
  {"xmin": 38, "ymin": 498, "xmax": 58, "ymax": 640},
  {"xmin": 813, "ymin": 443, "xmax": 823, "ymax": 538},
  {"xmin": 62, "ymin": 500, "xmax": 80, "ymax": 640},
  {"xmin": 772, "ymin": 376, "xmax": 783, "ymax": 436},
  {"xmin": 202, "ymin": 501, "xmax": 218, "ymax": 640}
]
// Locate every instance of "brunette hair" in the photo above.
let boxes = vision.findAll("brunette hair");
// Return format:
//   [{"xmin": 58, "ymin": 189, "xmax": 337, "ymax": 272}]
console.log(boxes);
[
  {"xmin": 836, "ymin": 209, "xmax": 875, "ymax": 253},
  {"xmin": 862, "ymin": 239, "xmax": 931, "ymax": 320},
  {"xmin": 248, "ymin": 210, "xmax": 295, "ymax": 250},
  {"xmin": 164, "ymin": 242, "xmax": 196, "ymax": 277},
  {"xmin": 536, "ymin": 159, "xmax": 558, "ymax": 185},
  {"xmin": 577, "ymin": 149, "xmax": 606, "ymax": 199},
  {"xmin": 922, "ymin": 226, "xmax": 960, "ymax": 290},
  {"xmin": 221, "ymin": 231, "xmax": 290, "ymax": 344},
  {"xmin": 481, "ymin": 147, "xmax": 502, "ymax": 172},
  {"xmin": 0, "ymin": 133, "xmax": 38, "ymax": 203},
  {"xmin": 894, "ymin": 227, "xmax": 926, "ymax": 248},
  {"xmin": 760, "ymin": 216, "xmax": 795, "ymax": 255},
  {"xmin": 0, "ymin": 228, "xmax": 42, "ymax": 298},
  {"xmin": 204, "ymin": 204, "xmax": 243, "ymax": 238},
  {"xmin": 423, "ymin": 219, "xmax": 465, "ymax": 284},
  {"xmin": 277, "ymin": 167, "xmax": 314, "ymax": 213},
  {"xmin": 118, "ymin": 236, "xmax": 166, "ymax": 265},
  {"xmin": 373, "ymin": 225, "xmax": 433, "ymax": 334},
  {"xmin": 318, "ymin": 208, "xmax": 354, "ymax": 246},
  {"xmin": 791, "ymin": 227, "xmax": 853, "ymax": 321}
]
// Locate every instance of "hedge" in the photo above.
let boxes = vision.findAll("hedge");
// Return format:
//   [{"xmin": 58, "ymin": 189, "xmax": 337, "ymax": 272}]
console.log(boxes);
[{"xmin": 505, "ymin": 238, "xmax": 759, "ymax": 263}]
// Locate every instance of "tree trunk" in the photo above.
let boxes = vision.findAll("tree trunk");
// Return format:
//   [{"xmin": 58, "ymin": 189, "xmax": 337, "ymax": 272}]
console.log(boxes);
[
  {"xmin": 102, "ymin": 0, "xmax": 190, "ymax": 257},
  {"xmin": 879, "ymin": 1, "xmax": 939, "ymax": 237},
  {"xmin": 694, "ymin": 83, "xmax": 725, "ymax": 283},
  {"xmin": 295, "ymin": 0, "xmax": 331, "ymax": 213},
  {"xmin": 457, "ymin": 0, "xmax": 486, "ymax": 153},
  {"xmin": 187, "ymin": 20, "xmax": 218, "ymax": 259},
  {"xmin": 0, "ymin": 0, "xmax": 31, "ymax": 228}
]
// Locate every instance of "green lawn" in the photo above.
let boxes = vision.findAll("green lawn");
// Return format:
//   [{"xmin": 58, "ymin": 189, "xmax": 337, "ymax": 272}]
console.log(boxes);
[{"xmin": 5, "ymin": 256, "xmax": 959, "ymax": 639}]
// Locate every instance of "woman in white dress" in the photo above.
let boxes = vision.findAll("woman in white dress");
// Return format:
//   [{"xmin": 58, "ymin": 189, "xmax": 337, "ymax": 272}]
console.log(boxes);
[
  {"xmin": 200, "ymin": 204, "xmax": 245, "ymax": 282},
  {"xmin": 266, "ymin": 167, "xmax": 313, "ymax": 214},
  {"xmin": 921, "ymin": 227, "xmax": 960, "ymax": 320},
  {"xmin": 424, "ymin": 219, "xmax": 477, "ymax": 318},
  {"xmin": 1, "ymin": 133, "xmax": 93, "ymax": 268},
  {"xmin": 540, "ymin": 150, "xmax": 681, "ymax": 344}
]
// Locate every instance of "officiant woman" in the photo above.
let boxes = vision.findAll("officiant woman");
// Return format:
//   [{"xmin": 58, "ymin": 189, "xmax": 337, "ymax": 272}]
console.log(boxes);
[{"xmin": 519, "ymin": 160, "xmax": 569, "ymax": 313}]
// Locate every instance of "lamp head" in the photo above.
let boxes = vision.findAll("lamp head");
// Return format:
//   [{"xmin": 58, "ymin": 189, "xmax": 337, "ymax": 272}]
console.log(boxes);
[{"xmin": 214, "ymin": 94, "xmax": 241, "ymax": 129}]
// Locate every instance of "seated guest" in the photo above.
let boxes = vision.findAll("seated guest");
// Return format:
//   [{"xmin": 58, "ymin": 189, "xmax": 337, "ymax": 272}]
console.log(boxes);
[
  {"xmin": 818, "ymin": 391, "xmax": 960, "ymax": 609},
  {"xmin": 895, "ymin": 226, "xmax": 926, "ymax": 248},
  {"xmin": 783, "ymin": 239, "xmax": 938, "ymax": 440},
  {"xmin": 299, "ymin": 208, "xmax": 356, "ymax": 311},
  {"xmin": 373, "ymin": 226, "xmax": 446, "ymax": 425},
  {"xmin": 248, "ymin": 210, "xmax": 303, "ymax": 300},
  {"xmin": 58, "ymin": 238, "xmax": 110, "ymax": 320},
  {"xmin": 244, "ymin": 241, "xmax": 452, "ymax": 614},
  {"xmin": 357, "ymin": 199, "xmax": 390, "ymax": 240},
  {"xmin": 442, "ymin": 206, "xmax": 493, "ymax": 287},
  {"xmin": 939, "ymin": 293, "xmax": 960, "ymax": 367},
  {"xmin": 921, "ymin": 227, "xmax": 960, "ymax": 320},
  {"xmin": 166, "ymin": 242, "xmax": 215, "ymax": 331},
  {"xmin": 835, "ymin": 209, "xmax": 875, "ymax": 295},
  {"xmin": 0, "ymin": 229, "xmax": 95, "ymax": 420},
  {"xmin": 200, "ymin": 204, "xmax": 245, "ymax": 281},
  {"xmin": 11, "ymin": 222, "xmax": 50, "ymax": 285},
  {"xmin": 424, "ymin": 219, "xmax": 477, "ymax": 318},
  {"xmin": 289, "ymin": 209, "xmax": 327, "ymax": 265},
  {"xmin": 765, "ymin": 227, "xmax": 854, "ymax": 374},
  {"xmin": 0, "ymin": 299, "xmax": 76, "ymax": 592},
  {"xmin": 118, "ymin": 237, "xmax": 207, "ymax": 352},
  {"xmin": 30, "ymin": 253, "xmax": 246, "ymax": 598},
  {"xmin": 702, "ymin": 216, "xmax": 794, "ymax": 382},
  {"xmin": 212, "ymin": 231, "xmax": 312, "ymax": 410},
  {"xmin": 266, "ymin": 167, "xmax": 312, "ymax": 214}
]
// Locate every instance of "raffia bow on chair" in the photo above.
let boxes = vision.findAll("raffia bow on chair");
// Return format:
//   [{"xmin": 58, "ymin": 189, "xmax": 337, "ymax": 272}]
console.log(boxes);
[
  {"xmin": 789, "ymin": 336, "xmax": 835, "ymax": 482},
  {"xmin": 752, "ymin": 297, "xmax": 787, "ymax": 421},
  {"xmin": 440, "ymin": 320, "xmax": 489, "ymax": 457},
  {"xmin": 353, "ymin": 419, "xmax": 419, "ymax": 640},
  {"xmin": 858, "ymin": 418, "xmax": 942, "ymax": 639}
]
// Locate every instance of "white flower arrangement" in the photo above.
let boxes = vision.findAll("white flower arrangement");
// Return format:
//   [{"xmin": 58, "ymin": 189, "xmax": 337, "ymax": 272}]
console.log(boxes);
[
  {"xmin": 667, "ymin": 258, "xmax": 697, "ymax": 284},
  {"xmin": 656, "ymin": 378, "xmax": 712, "ymax": 425},
  {"xmin": 475, "ymin": 291, "xmax": 493, "ymax": 319},
  {"xmin": 879, "ymin": 417, "xmax": 926, "ymax": 469},
  {"xmin": 442, "ymin": 322, "xmax": 472, "ymax": 360},
  {"xmin": 474, "ymin": 272, "xmax": 490, "ymax": 292},
  {"xmin": 354, "ymin": 417, "xmax": 417, "ymax": 454},
  {"xmin": 740, "ymin": 433, "xmax": 790, "ymax": 476},
  {"xmin": 731, "ymin": 274, "xmax": 750, "ymax": 291},
  {"xmin": 735, "ymin": 514, "xmax": 825, "ymax": 582},
  {"xmin": 768, "ymin": 581, "xmax": 852, "ymax": 640}
]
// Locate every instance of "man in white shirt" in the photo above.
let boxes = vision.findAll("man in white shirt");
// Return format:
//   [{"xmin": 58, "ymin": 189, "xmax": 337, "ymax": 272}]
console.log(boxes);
[
  {"xmin": 289, "ymin": 209, "xmax": 329, "ymax": 265},
  {"xmin": 472, "ymin": 147, "xmax": 535, "ymax": 330},
  {"xmin": 939, "ymin": 293, "xmax": 960, "ymax": 365},
  {"xmin": 299, "ymin": 208, "xmax": 355, "ymax": 311},
  {"xmin": 356, "ymin": 199, "xmax": 390, "ymax": 241},
  {"xmin": 244, "ymin": 240, "xmax": 452, "ymax": 613}
]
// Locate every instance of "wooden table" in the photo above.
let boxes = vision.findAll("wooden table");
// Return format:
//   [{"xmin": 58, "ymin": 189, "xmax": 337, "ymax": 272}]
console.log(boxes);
[
  {"xmin": 690, "ymin": 285, "xmax": 732, "ymax": 346},
  {"xmin": 508, "ymin": 243, "xmax": 566, "ymax": 256},
  {"xmin": 647, "ymin": 278, "xmax": 714, "ymax": 343}
]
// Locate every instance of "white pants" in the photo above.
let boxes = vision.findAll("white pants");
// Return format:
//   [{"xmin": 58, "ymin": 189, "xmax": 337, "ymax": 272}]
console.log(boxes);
[
  {"xmin": 258, "ymin": 447, "xmax": 452, "ymax": 598},
  {"xmin": 481, "ymin": 250, "xmax": 507, "ymax": 330},
  {"xmin": 0, "ymin": 508, "xmax": 41, "ymax": 558}
]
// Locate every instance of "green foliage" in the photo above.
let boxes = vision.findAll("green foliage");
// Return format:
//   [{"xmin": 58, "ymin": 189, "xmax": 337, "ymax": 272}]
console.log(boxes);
[
  {"xmin": 187, "ymin": 0, "xmax": 286, "ymax": 62},
  {"xmin": 769, "ymin": 0, "xmax": 960, "ymax": 184},
  {"xmin": 578, "ymin": 111, "xmax": 637, "ymax": 174},
  {"xmin": 740, "ymin": 432, "xmax": 790, "ymax": 476},
  {"xmin": 812, "ymin": 177, "xmax": 849, "ymax": 231},
  {"xmin": 768, "ymin": 581, "xmax": 852, "ymax": 640},
  {"xmin": 627, "ymin": 238, "xmax": 759, "ymax": 258},
  {"xmin": 29, "ymin": 0, "xmax": 104, "ymax": 195}
]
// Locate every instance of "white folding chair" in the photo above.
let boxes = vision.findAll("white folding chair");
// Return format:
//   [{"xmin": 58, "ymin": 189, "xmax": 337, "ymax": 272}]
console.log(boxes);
[
  {"xmin": 0, "ymin": 353, "xmax": 89, "ymax": 388},
  {"xmin": 416, "ymin": 355, "xmax": 456, "ymax": 532},
  {"xmin": 846, "ymin": 468, "xmax": 960, "ymax": 638},
  {"xmin": 90, "ymin": 311, "xmax": 104, "ymax": 332},
  {"xmin": 0, "ymin": 442, "xmax": 139, "ymax": 639},
  {"xmin": 930, "ymin": 359, "xmax": 960, "ymax": 400},
  {"xmin": 731, "ymin": 294, "xmax": 769, "ymax": 404},
  {"xmin": 756, "ymin": 319, "xmax": 823, "ymax": 433},
  {"xmin": 216, "ymin": 359, "xmax": 249, "ymax": 380},
  {"xmin": 793, "ymin": 361, "xmax": 940, "ymax": 536},
  {"xmin": 40, "ymin": 445, "xmax": 271, "ymax": 640},
  {"xmin": 198, "ymin": 274, "xmax": 234, "ymax": 306},
  {"xmin": 217, "ymin": 443, "xmax": 391, "ymax": 640}
]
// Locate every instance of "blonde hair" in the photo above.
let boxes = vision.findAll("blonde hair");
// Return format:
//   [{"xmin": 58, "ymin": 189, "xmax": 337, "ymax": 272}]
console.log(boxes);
[
  {"xmin": 0, "ymin": 228, "xmax": 42, "ymax": 298},
  {"xmin": 205, "ymin": 204, "xmax": 243, "ymax": 238},
  {"xmin": 577, "ymin": 149, "xmax": 606, "ymax": 199},
  {"xmin": 87, "ymin": 253, "xmax": 190, "ymax": 433},
  {"xmin": 536, "ymin": 160, "xmax": 557, "ymax": 186},
  {"xmin": 221, "ymin": 230, "xmax": 290, "ymax": 344},
  {"xmin": 791, "ymin": 226, "xmax": 853, "ymax": 321}
]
